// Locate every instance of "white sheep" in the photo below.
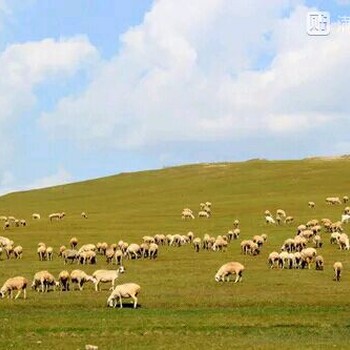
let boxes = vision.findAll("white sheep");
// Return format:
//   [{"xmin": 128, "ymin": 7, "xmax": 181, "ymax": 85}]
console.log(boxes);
[
  {"xmin": 32, "ymin": 213, "xmax": 41, "ymax": 220},
  {"xmin": 341, "ymin": 214, "xmax": 350, "ymax": 224},
  {"xmin": 70, "ymin": 270, "xmax": 96, "ymax": 291},
  {"xmin": 300, "ymin": 248, "xmax": 317, "ymax": 269},
  {"xmin": 148, "ymin": 243, "xmax": 158, "ymax": 259},
  {"xmin": 285, "ymin": 216, "xmax": 294, "ymax": 224},
  {"xmin": 315, "ymin": 255, "xmax": 324, "ymax": 271},
  {"xmin": 49, "ymin": 212, "xmax": 65, "ymax": 221},
  {"xmin": 265, "ymin": 216, "xmax": 275, "ymax": 224},
  {"xmin": 343, "ymin": 196, "xmax": 349, "ymax": 203},
  {"xmin": 308, "ymin": 201, "xmax": 315, "ymax": 208},
  {"xmin": 125, "ymin": 244, "xmax": 141, "ymax": 259},
  {"xmin": 69, "ymin": 237, "xmax": 78, "ymax": 249},
  {"xmin": 276, "ymin": 209, "xmax": 286, "ymax": 217},
  {"xmin": 114, "ymin": 249, "xmax": 123, "ymax": 266},
  {"xmin": 13, "ymin": 245, "xmax": 23, "ymax": 259},
  {"xmin": 193, "ymin": 237, "xmax": 201, "ymax": 252},
  {"xmin": 214, "ymin": 262, "xmax": 245, "ymax": 283},
  {"xmin": 62, "ymin": 249, "xmax": 79, "ymax": 264},
  {"xmin": 58, "ymin": 270, "xmax": 70, "ymax": 291},
  {"xmin": 107, "ymin": 283, "xmax": 141, "ymax": 309},
  {"xmin": 326, "ymin": 197, "xmax": 341, "ymax": 205},
  {"xmin": 333, "ymin": 262, "xmax": 343, "ymax": 281},
  {"xmin": 0, "ymin": 276, "xmax": 28, "ymax": 299},
  {"xmin": 32, "ymin": 271, "xmax": 58, "ymax": 292},
  {"xmin": 338, "ymin": 233, "xmax": 350, "ymax": 250},
  {"xmin": 268, "ymin": 252, "xmax": 280, "ymax": 269},
  {"xmin": 92, "ymin": 267, "xmax": 125, "ymax": 291},
  {"xmin": 81, "ymin": 212, "xmax": 88, "ymax": 219},
  {"xmin": 198, "ymin": 210, "xmax": 210, "ymax": 218}
]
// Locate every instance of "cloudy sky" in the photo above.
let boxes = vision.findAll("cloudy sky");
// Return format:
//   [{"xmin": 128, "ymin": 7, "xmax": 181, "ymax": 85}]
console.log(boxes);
[{"xmin": 0, "ymin": 0, "xmax": 349, "ymax": 194}]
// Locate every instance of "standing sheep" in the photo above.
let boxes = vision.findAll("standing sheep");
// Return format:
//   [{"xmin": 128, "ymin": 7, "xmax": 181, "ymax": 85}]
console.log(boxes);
[
  {"xmin": 70, "ymin": 270, "xmax": 96, "ymax": 291},
  {"xmin": 107, "ymin": 283, "xmax": 141, "ymax": 309},
  {"xmin": 0, "ymin": 276, "xmax": 28, "ymax": 299},
  {"xmin": 58, "ymin": 270, "xmax": 70, "ymax": 291},
  {"xmin": 333, "ymin": 262, "xmax": 343, "ymax": 281},
  {"xmin": 214, "ymin": 262, "xmax": 245, "ymax": 283},
  {"xmin": 93, "ymin": 267, "xmax": 125, "ymax": 291}
]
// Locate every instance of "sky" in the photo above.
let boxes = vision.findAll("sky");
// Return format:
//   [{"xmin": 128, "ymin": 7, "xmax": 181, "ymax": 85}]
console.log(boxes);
[{"xmin": 0, "ymin": 0, "xmax": 350, "ymax": 195}]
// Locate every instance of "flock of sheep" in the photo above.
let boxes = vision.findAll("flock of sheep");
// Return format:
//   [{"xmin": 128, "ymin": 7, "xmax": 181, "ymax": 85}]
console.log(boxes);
[{"xmin": 0, "ymin": 194, "xmax": 349, "ymax": 309}]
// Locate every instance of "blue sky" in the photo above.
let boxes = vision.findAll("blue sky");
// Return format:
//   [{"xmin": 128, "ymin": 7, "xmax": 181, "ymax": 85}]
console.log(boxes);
[{"xmin": 0, "ymin": 0, "xmax": 350, "ymax": 194}]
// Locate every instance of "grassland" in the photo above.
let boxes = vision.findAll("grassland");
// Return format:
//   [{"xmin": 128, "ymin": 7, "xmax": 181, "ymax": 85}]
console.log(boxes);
[{"xmin": 0, "ymin": 158, "xmax": 349, "ymax": 349}]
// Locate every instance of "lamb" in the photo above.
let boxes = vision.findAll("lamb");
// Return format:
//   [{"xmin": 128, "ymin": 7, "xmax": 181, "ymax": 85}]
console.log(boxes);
[
  {"xmin": 70, "ymin": 270, "xmax": 96, "ymax": 291},
  {"xmin": 214, "ymin": 262, "xmax": 245, "ymax": 283},
  {"xmin": 308, "ymin": 201, "xmax": 315, "ymax": 208},
  {"xmin": 333, "ymin": 262, "xmax": 343, "ymax": 281},
  {"xmin": 315, "ymin": 255, "xmax": 324, "ymax": 270},
  {"xmin": 32, "ymin": 213, "xmax": 41, "ymax": 220},
  {"xmin": 0, "ymin": 276, "xmax": 28, "ymax": 299},
  {"xmin": 58, "ymin": 270, "xmax": 70, "ymax": 291},
  {"xmin": 92, "ymin": 267, "xmax": 125, "ymax": 291},
  {"xmin": 107, "ymin": 283, "xmax": 141, "ymax": 309},
  {"xmin": 69, "ymin": 237, "xmax": 78, "ymax": 249},
  {"xmin": 32, "ymin": 271, "xmax": 58, "ymax": 292}
]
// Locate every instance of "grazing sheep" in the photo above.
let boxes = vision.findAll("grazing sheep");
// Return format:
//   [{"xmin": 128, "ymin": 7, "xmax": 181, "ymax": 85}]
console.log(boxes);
[
  {"xmin": 37, "ymin": 245, "xmax": 47, "ymax": 261},
  {"xmin": 105, "ymin": 247, "xmax": 116, "ymax": 264},
  {"xmin": 326, "ymin": 197, "xmax": 341, "ymax": 205},
  {"xmin": 333, "ymin": 262, "xmax": 343, "ymax": 281},
  {"xmin": 81, "ymin": 212, "xmax": 88, "ymax": 219},
  {"xmin": 78, "ymin": 250, "xmax": 97, "ymax": 265},
  {"xmin": 32, "ymin": 271, "xmax": 58, "ymax": 293},
  {"xmin": 240, "ymin": 240, "xmax": 259, "ymax": 256},
  {"xmin": 343, "ymin": 196, "xmax": 349, "ymax": 204},
  {"xmin": 32, "ymin": 213, "xmax": 41, "ymax": 220},
  {"xmin": 341, "ymin": 214, "xmax": 350, "ymax": 224},
  {"xmin": 46, "ymin": 246, "xmax": 54, "ymax": 261},
  {"xmin": 182, "ymin": 209, "xmax": 195, "ymax": 220},
  {"xmin": 276, "ymin": 209, "xmax": 286, "ymax": 217},
  {"xmin": 49, "ymin": 213, "xmax": 64, "ymax": 221},
  {"xmin": 308, "ymin": 201, "xmax": 315, "ymax": 208},
  {"xmin": 78, "ymin": 244, "xmax": 96, "ymax": 253},
  {"xmin": 315, "ymin": 255, "xmax": 324, "ymax": 271},
  {"xmin": 268, "ymin": 252, "xmax": 280, "ymax": 269},
  {"xmin": 285, "ymin": 216, "xmax": 294, "ymax": 224},
  {"xmin": 187, "ymin": 231, "xmax": 194, "ymax": 243},
  {"xmin": 125, "ymin": 244, "xmax": 141, "ymax": 260},
  {"xmin": 212, "ymin": 236, "xmax": 228, "ymax": 252},
  {"xmin": 338, "ymin": 233, "xmax": 350, "ymax": 250},
  {"xmin": 13, "ymin": 245, "xmax": 23, "ymax": 259},
  {"xmin": 264, "ymin": 210, "xmax": 272, "ymax": 217},
  {"xmin": 3, "ymin": 221, "xmax": 10, "ymax": 230},
  {"xmin": 193, "ymin": 237, "xmax": 201, "ymax": 252},
  {"xmin": 0, "ymin": 276, "xmax": 28, "ymax": 299},
  {"xmin": 148, "ymin": 243, "xmax": 158, "ymax": 259},
  {"xmin": 154, "ymin": 234, "xmax": 166, "ymax": 245},
  {"xmin": 313, "ymin": 235, "xmax": 323, "ymax": 248},
  {"xmin": 70, "ymin": 270, "xmax": 96, "ymax": 291},
  {"xmin": 69, "ymin": 237, "xmax": 78, "ymax": 249},
  {"xmin": 62, "ymin": 249, "xmax": 79, "ymax": 264},
  {"xmin": 0, "ymin": 216, "xmax": 7, "ymax": 221},
  {"xmin": 107, "ymin": 283, "xmax": 141, "ymax": 309},
  {"xmin": 198, "ymin": 210, "xmax": 210, "ymax": 218},
  {"xmin": 92, "ymin": 267, "xmax": 125, "ymax": 291},
  {"xmin": 19, "ymin": 219, "xmax": 26, "ymax": 227},
  {"xmin": 330, "ymin": 232, "xmax": 341, "ymax": 245},
  {"xmin": 344, "ymin": 207, "xmax": 350, "ymax": 215},
  {"xmin": 114, "ymin": 249, "xmax": 123, "ymax": 266},
  {"xmin": 253, "ymin": 235, "xmax": 264, "ymax": 248},
  {"xmin": 58, "ymin": 270, "xmax": 70, "ymax": 291},
  {"xmin": 214, "ymin": 262, "xmax": 245, "ymax": 283},
  {"xmin": 300, "ymin": 248, "xmax": 317, "ymax": 269},
  {"xmin": 281, "ymin": 238, "xmax": 295, "ymax": 253},
  {"xmin": 261, "ymin": 234, "xmax": 268, "ymax": 242},
  {"xmin": 140, "ymin": 243, "xmax": 149, "ymax": 258},
  {"xmin": 265, "ymin": 216, "xmax": 275, "ymax": 224}
]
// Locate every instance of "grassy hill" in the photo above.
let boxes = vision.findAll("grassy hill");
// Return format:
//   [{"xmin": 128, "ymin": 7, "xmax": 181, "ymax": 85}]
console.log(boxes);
[{"xmin": 0, "ymin": 159, "xmax": 349, "ymax": 349}]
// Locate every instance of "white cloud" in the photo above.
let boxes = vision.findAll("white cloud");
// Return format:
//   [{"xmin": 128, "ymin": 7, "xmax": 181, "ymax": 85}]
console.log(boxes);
[
  {"xmin": 0, "ymin": 36, "xmax": 98, "ymax": 170},
  {"xmin": 38, "ymin": 1, "xmax": 350, "ymax": 152}
]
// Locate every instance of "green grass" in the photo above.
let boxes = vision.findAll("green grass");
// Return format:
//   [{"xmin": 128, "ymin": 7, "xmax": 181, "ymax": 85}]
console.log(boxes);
[{"xmin": 0, "ymin": 159, "xmax": 350, "ymax": 349}]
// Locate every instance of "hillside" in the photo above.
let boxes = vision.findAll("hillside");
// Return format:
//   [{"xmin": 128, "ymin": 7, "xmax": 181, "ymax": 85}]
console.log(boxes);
[{"xmin": 0, "ymin": 159, "xmax": 349, "ymax": 349}]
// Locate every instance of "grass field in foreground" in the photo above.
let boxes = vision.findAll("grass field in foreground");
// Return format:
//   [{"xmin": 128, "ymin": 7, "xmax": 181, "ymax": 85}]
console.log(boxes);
[{"xmin": 0, "ymin": 158, "xmax": 349, "ymax": 349}]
